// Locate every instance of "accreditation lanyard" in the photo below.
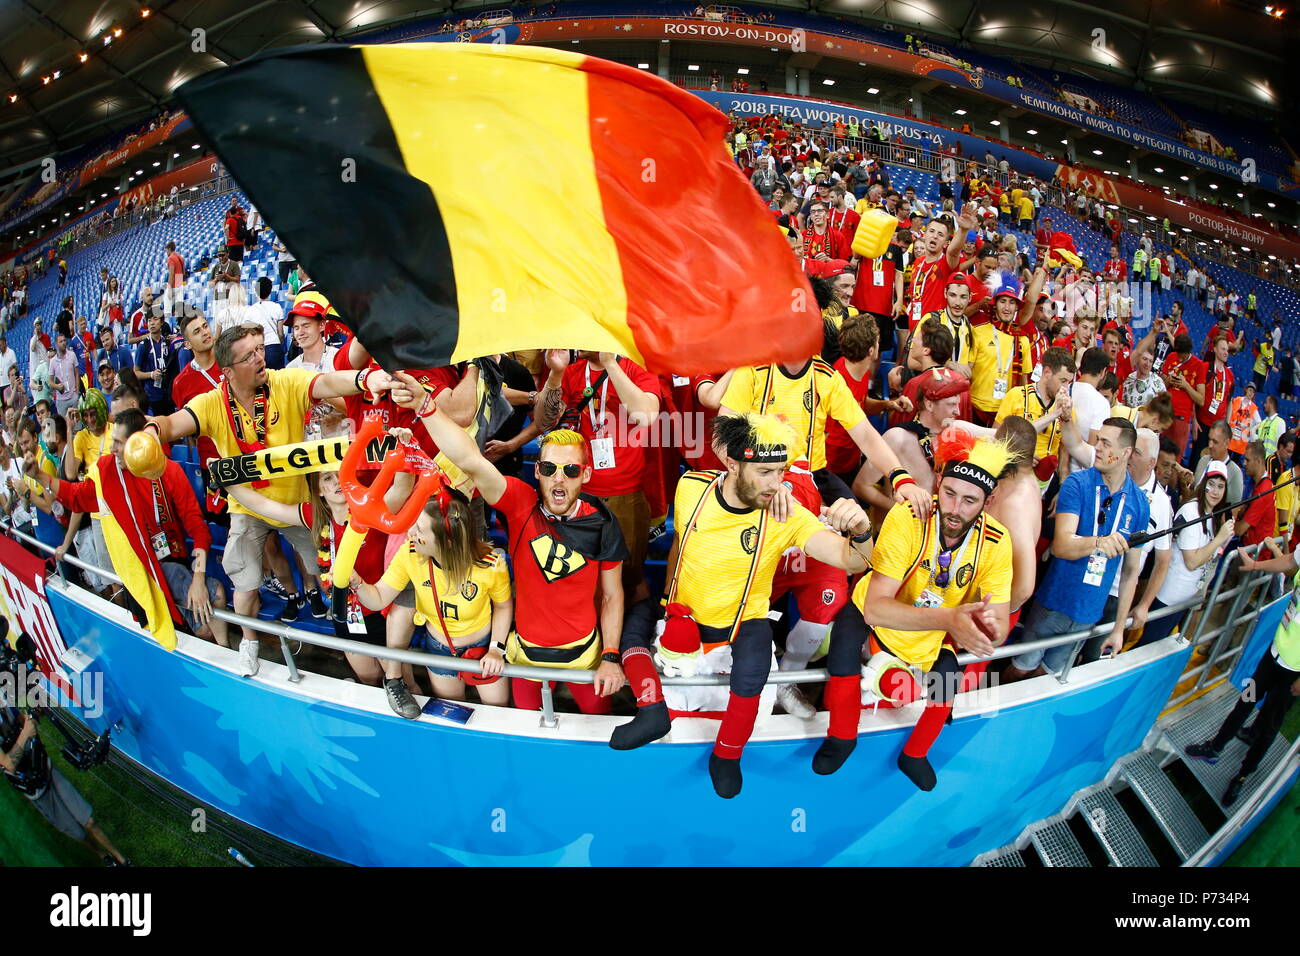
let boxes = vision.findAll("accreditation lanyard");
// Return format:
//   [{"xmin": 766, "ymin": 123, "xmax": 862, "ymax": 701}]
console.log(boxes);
[
  {"xmin": 1209, "ymin": 363, "xmax": 1228, "ymax": 408},
  {"xmin": 584, "ymin": 363, "xmax": 610, "ymax": 436},
  {"xmin": 195, "ymin": 361, "xmax": 222, "ymax": 390},
  {"xmin": 150, "ymin": 337, "xmax": 167, "ymax": 372}
]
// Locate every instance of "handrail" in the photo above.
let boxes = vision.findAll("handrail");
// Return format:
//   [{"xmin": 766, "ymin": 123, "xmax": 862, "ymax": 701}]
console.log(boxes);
[
  {"xmin": 5, "ymin": 523, "xmax": 1273, "ymax": 693},
  {"xmin": 1184, "ymin": 733, "xmax": 1300, "ymax": 867}
]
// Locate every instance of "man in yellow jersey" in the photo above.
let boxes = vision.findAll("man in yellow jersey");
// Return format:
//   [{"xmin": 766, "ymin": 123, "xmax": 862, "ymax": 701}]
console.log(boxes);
[
  {"xmin": 995, "ymin": 346, "xmax": 1076, "ymax": 473},
  {"xmin": 149, "ymin": 324, "xmax": 394, "ymax": 674},
  {"xmin": 969, "ymin": 268, "xmax": 1048, "ymax": 426},
  {"xmin": 720, "ymin": 355, "xmax": 931, "ymax": 515},
  {"xmin": 663, "ymin": 413, "xmax": 876, "ymax": 798},
  {"xmin": 908, "ymin": 273, "xmax": 974, "ymax": 376},
  {"xmin": 814, "ymin": 434, "xmax": 1016, "ymax": 791}
]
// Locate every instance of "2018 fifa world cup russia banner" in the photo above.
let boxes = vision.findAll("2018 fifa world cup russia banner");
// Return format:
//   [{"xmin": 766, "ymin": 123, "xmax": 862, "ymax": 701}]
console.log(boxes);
[{"xmin": 176, "ymin": 43, "xmax": 822, "ymax": 376}]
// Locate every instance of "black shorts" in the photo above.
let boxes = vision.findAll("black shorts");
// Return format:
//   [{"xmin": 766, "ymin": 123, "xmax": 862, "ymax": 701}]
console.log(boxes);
[{"xmin": 227, "ymin": 244, "xmax": 245, "ymax": 262}]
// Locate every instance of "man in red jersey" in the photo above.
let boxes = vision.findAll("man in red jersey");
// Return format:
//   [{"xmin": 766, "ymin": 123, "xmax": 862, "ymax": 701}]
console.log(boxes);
[
  {"xmin": 1052, "ymin": 313, "xmax": 1098, "ymax": 367},
  {"xmin": 850, "ymin": 231, "xmax": 906, "ymax": 359},
  {"xmin": 963, "ymin": 250, "xmax": 1001, "ymax": 327},
  {"xmin": 1100, "ymin": 326, "xmax": 1133, "ymax": 384},
  {"xmin": 905, "ymin": 204, "xmax": 978, "ymax": 330},
  {"xmin": 1156, "ymin": 333, "xmax": 1205, "ymax": 458},
  {"xmin": 786, "ymin": 227, "xmax": 849, "ymax": 278},
  {"xmin": 396, "ymin": 385, "xmax": 673, "ymax": 748},
  {"xmin": 825, "ymin": 320, "xmax": 908, "ymax": 483},
  {"xmin": 223, "ymin": 203, "xmax": 245, "ymax": 264},
  {"xmin": 802, "ymin": 201, "xmax": 852, "ymax": 261},
  {"xmin": 1100, "ymin": 244, "xmax": 1126, "ymax": 284},
  {"xmin": 170, "ymin": 312, "xmax": 225, "ymax": 484},
  {"xmin": 827, "ymin": 186, "xmax": 861, "ymax": 246},
  {"xmin": 535, "ymin": 348, "xmax": 661, "ymax": 603},
  {"xmin": 1191, "ymin": 335, "xmax": 1235, "ymax": 462}
]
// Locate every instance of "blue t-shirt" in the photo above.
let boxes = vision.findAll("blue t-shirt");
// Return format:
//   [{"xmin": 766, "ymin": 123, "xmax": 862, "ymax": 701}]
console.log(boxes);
[{"xmin": 1038, "ymin": 468, "xmax": 1150, "ymax": 624}]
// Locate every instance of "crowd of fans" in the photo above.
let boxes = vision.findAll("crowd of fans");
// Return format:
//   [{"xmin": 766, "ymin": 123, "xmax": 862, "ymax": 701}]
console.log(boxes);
[{"xmin": 0, "ymin": 110, "xmax": 1296, "ymax": 802}]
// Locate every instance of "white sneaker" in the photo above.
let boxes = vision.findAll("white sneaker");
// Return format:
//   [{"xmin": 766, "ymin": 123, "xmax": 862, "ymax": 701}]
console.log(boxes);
[
  {"xmin": 238, "ymin": 639, "xmax": 261, "ymax": 677},
  {"xmin": 776, "ymin": 683, "xmax": 815, "ymax": 719}
]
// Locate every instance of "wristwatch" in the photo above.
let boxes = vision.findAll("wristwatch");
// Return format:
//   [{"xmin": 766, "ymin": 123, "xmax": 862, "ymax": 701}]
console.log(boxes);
[
  {"xmin": 600, "ymin": 650, "xmax": 622, "ymax": 665},
  {"xmin": 492, "ymin": 640, "xmax": 507, "ymax": 653}
]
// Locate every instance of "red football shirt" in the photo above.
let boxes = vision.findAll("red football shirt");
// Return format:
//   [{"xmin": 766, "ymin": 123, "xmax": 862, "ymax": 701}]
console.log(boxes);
[
  {"xmin": 173, "ymin": 359, "xmax": 225, "ymax": 467},
  {"xmin": 1161, "ymin": 353, "xmax": 1205, "ymax": 421},
  {"xmin": 560, "ymin": 357, "xmax": 661, "ymax": 498},
  {"xmin": 1197, "ymin": 361, "xmax": 1235, "ymax": 427},
  {"xmin": 907, "ymin": 254, "xmax": 955, "ymax": 329},
  {"xmin": 496, "ymin": 476, "xmax": 619, "ymax": 647},
  {"xmin": 851, "ymin": 246, "xmax": 903, "ymax": 317},
  {"xmin": 1241, "ymin": 477, "xmax": 1274, "ymax": 548},
  {"xmin": 343, "ymin": 355, "xmax": 459, "ymax": 464},
  {"xmin": 825, "ymin": 358, "xmax": 873, "ymax": 474},
  {"xmin": 802, "ymin": 225, "xmax": 851, "ymax": 261},
  {"xmin": 224, "ymin": 214, "xmax": 243, "ymax": 247}
]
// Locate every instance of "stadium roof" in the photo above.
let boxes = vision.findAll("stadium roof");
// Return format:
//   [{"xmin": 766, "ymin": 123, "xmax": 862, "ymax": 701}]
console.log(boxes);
[{"xmin": 0, "ymin": 0, "xmax": 1296, "ymax": 174}]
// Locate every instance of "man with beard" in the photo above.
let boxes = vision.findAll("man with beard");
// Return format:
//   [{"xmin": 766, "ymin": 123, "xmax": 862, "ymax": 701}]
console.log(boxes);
[
  {"xmin": 660, "ymin": 413, "xmax": 876, "ymax": 797},
  {"xmin": 813, "ymin": 432, "xmax": 1016, "ymax": 790}
]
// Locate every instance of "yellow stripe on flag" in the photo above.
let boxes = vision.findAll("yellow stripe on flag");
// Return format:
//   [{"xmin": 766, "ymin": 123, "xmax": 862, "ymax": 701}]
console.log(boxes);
[{"xmin": 361, "ymin": 45, "xmax": 636, "ymax": 364}]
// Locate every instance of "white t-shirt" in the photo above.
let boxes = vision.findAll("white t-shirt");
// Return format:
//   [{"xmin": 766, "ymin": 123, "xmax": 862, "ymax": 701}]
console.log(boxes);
[
  {"xmin": 1157, "ymin": 502, "xmax": 1221, "ymax": 606},
  {"xmin": 245, "ymin": 300, "xmax": 284, "ymax": 346},
  {"xmin": 287, "ymin": 345, "xmax": 338, "ymax": 373},
  {"xmin": 1110, "ymin": 473, "xmax": 1171, "ymax": 597},
  {"xmin": 0, "ymin": 458, "xmax": 31, "ymax": 527},
  {"xmin": 0, "ymin": 348, "xmax": 17, "ymax": 383},
  {"xmin": 1069, "ymin": 380, "xmax": 1112, "ymax": 473}
]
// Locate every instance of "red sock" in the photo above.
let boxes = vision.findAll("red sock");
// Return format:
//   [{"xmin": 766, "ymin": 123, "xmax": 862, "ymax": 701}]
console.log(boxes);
[
  {"xmin": 568, "ymin": 681, "xmax": 613, "ymax": 715},
  {"xmin": 958, "ymin": 660, "xmax": 989, "ymax": 695},
  {"xmin": 903, "ymin": 700, "xmax": 953, "ymax": 758},
  {"xmin": 825, "ymin": 674, "xmax": 863, "ymax": 740},
  {"xmin": 621, "ymin": 647, "xmax": 664, "ymax": 707},
  {"xmin": 878, "ymin": 667, "xmax": 922, "ymax": 705},
  {"xmin": 712, "ymin": 692, "xmax": 761, "ymax": 759}
]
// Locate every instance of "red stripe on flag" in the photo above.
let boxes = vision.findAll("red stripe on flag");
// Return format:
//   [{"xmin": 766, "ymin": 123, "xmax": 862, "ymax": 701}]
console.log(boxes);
[{"xmin": 581, "ymin": 59, "xmax": 821, "ymax": 376}]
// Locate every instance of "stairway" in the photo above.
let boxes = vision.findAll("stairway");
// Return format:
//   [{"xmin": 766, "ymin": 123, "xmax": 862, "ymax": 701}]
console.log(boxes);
[{"xmin": 971, "ymin": 684, "xmax": 1291, "ymax": 866}]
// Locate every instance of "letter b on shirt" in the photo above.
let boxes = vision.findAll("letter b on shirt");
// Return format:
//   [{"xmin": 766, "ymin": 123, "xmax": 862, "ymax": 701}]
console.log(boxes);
[{"xmin": 529, "ymin": 533, "xmax": 588, "ymax": 582}]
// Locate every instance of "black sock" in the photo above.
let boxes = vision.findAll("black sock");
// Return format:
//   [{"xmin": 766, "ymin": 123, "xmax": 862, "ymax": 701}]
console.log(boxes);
[
  {"xmin": 897, "ymin": 752, "xmax": 937, "ymax": 791},
  {"xmin": 709, "ymin": 752, "xmax": 743, "ymax": 799},
  {"xmin": 812, "ymin": 736, "xmax": 857, "ymax": 775},
  {"xmin": 609, "ymin": 701, "xmax": 670, "ymax": 751}
]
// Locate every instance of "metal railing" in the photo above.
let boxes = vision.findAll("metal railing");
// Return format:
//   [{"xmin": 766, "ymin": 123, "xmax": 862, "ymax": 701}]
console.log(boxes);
[{"xmin": 6, "ymin": 524, "xmax": 1285, "ymax": 729}]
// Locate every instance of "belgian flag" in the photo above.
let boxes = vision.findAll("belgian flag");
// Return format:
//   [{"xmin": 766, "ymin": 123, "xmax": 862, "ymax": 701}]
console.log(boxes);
[{"xmin": 176, "ymin": 43, "xmax": 821, "ymax": 375}]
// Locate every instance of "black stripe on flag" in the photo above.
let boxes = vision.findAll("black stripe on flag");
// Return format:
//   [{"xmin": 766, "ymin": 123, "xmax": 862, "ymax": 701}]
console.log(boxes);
[{"xmin": 176, "ymin": 45, "xmax": 458, "ymax": 371}]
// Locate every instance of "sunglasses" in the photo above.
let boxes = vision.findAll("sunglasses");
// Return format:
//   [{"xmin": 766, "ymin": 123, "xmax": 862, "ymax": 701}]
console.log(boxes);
[
  {"xmin": 934, "ymin": 548, "xmax": 954, "ymax": 589},
  {"xmin": 1098, "ymin": 494, "xmax": 1114, "ymax": 531},
  {"xmin": 538, "ymin": 461, "xmax": 582, "ymax": 479}
]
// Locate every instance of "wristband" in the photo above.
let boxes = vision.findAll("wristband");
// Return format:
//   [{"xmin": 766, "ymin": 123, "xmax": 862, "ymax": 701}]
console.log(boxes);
[
  {"xmin": 601, "ymin": 650, "xmax": 622, "ymax": 664},
  {"xmin": 415, "ymin": 389, "xmax": 435, "ymax": 419},
  {"xmin": 354, "ymin": 368, "xmax": 365, "ymax": 392},
  {"xmin": 492, "ymin": 640, "xmax": 507, "ymax": 653},
  {"xmin": 850, "ymin": 527, "xmax": 873, "ymax": 544},
  {"xmin": 889, "ymin": 468, "xmax": 916, "ymax": 491},
  {"xmin": 144, "ymin": 421, "xmax": 161, "ymax": 438}
]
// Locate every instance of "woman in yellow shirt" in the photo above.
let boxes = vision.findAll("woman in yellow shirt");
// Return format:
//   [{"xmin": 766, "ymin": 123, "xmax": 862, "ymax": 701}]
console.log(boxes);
[{"xmin": 355, "ymin": 489, "xmax": 514, "ymax": 706}]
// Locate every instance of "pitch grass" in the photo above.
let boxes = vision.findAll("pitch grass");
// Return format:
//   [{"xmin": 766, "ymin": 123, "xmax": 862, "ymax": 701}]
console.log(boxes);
[{"xmin": 0, "ymin": 721, "xmax": 336, "ymax": 866}]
